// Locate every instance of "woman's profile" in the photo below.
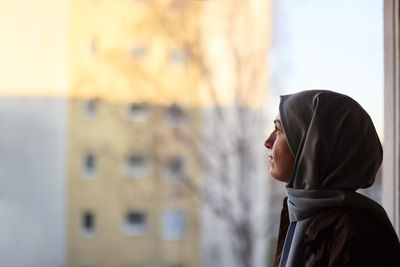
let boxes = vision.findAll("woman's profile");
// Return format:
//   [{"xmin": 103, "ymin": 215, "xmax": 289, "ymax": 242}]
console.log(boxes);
[{"xmin": 264, "ymin": 90, "xmax": 400, "ymax": 267}]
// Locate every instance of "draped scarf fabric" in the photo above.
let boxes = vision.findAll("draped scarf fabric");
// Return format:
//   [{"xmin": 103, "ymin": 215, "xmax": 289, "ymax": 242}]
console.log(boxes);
[{"xmin": 277, "ymin": 90, "xmax": 386, "ymax": 267}]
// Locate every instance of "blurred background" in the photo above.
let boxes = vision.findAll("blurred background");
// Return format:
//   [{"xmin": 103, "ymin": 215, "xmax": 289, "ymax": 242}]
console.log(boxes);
[{"xmin": 0, "ymin": 0, "xmax": 383, "ymax": 266}]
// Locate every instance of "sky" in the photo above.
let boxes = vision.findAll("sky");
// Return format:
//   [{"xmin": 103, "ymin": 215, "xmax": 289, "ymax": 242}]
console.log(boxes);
[{"xmin": 269, "ymin": 0, "xmax": 384, "ymax": 137}]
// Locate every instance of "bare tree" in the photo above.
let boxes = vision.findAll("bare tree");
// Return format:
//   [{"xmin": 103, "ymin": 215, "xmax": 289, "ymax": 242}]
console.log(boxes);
[
  {"xmin": 184, "ymin": 1, "xmax": 273, "ymax": 266},
  {"xmin": 89, "ymin": 0, "xmax": 274, "ymax": 266}
]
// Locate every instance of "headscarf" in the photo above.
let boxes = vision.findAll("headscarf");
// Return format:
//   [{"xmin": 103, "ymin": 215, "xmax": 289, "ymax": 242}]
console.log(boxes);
[{"xmin": 277, "ymin": 90, "xmax": 390, "ymax": 267}]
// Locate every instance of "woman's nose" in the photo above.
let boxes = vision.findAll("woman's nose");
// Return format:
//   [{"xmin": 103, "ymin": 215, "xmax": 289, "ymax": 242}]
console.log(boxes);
[{"xmin": 264, "ymin": 132, "xmax": 275, "ymax": 149}]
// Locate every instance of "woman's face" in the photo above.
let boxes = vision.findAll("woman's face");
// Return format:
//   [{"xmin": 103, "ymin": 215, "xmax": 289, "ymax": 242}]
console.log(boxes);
[{"xmin": 264, "ymin": 113, "xmax": 295, "ymax": 183}]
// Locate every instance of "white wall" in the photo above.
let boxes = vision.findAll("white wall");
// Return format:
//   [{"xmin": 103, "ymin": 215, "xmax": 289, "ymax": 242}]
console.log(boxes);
[{"xmin": 0, "ymin": 98, "xmax": 67, "ymax": 267}]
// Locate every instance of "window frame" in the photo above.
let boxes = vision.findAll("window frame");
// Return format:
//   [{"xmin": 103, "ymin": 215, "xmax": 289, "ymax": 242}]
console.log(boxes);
[{"xmin": 383, "ymin": 0, "xmax": 400, "ymax": 235}]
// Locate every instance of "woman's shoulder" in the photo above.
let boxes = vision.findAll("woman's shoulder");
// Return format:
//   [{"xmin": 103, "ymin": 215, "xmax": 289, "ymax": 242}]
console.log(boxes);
[
  {"xmin": 307, "ymin": 204, "xmax": 397, "ymax": 237},
  {"xmin": 305, "ymin": 205, "xmax": 400, "ymax": 267}
]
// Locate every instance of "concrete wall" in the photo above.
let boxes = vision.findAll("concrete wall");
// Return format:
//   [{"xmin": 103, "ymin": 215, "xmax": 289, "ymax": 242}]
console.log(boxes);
[{"xmin": 0, "ymin": 97, "xmax": 67, "ymax": 267}]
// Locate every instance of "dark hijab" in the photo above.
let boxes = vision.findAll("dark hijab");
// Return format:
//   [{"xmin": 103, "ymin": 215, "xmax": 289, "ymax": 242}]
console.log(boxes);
[
  {"xmin": 279, "ymin": 90, "xmax": 382, "ymax": 190},
  {"xmin": 277, "ymin": 90, "xmax": 390, "ymax": 267}
]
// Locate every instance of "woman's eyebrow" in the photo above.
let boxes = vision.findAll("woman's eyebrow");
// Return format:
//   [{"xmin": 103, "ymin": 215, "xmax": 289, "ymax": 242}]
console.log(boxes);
[{"xmin": 274, "ymin": 119, "xmax": 282, "ymax": 125}]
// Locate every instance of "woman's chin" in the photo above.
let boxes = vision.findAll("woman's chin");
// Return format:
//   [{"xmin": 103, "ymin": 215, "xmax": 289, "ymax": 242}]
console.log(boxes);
[
  {"xmin": 269, "ymin": 169, "xmax": 279, "ymax": 180},
  {"xmin": 270, "ymin": 172, "xmax": 289, "ymax": 183}
]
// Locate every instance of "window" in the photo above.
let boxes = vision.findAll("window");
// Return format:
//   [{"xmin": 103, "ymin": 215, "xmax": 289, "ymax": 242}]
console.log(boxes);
[
  {"xmin": 384, "ymin": 0, "xmax": 400, "ymax": 233},
  {"xmin": 163, "ymin": 210, "xmax": 185, "ymax": 240},
  {"xmin": 169, "ymin": 49, "xmax": 187, "ymax": 65},
  {"xmin": 89, "ymin": 39, "xmax": 97, "ymax": 55},
  {"xmin": 83, "ymin": 153, "xmax": 97, "ymax": 179},
  {"xmin": 82, "ymin": 211, "xmax": 96, "ymax": 238},
  {"xmin": 165, "ymin": 104, "xmax": 187, "ymax": 125},
  {"xmin": 163, "ymin": 156, "xmax": 186, "ymax": 181},
  {"xmin": 130, "ymin": 45, "xmax": 147, "ymax": 59},
  {"xmin": 84, "ymin": 99, "xmax": 97, "ymax": 119},
  {"xmin": 125, "ymin": 155, "xmax": 149, "ymax": 178},
  {"xmin": 123, "ymin": 211, "xmax": 147, "ymax": 236},
  {"xmin": 127, "ymin": 102, "xmax": 149, "ymax": 121}
]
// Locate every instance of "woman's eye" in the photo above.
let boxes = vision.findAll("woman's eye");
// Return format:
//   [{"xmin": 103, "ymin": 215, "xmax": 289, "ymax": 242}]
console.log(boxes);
[{"xmin": 274, "ymin": 126, "xmax": 280, "ymax": 134}]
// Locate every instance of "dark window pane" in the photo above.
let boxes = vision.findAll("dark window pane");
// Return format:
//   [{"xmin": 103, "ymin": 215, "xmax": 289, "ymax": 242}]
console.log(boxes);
[
  {"xmin": 84, "ymin": 99, "xmax": 97, "ymax": 119},
  {"xmin": 86, "ymin": 154, "xmax": 95, "ymax": 169},
  {"xmin": 124, "ymin": 211, "xmax": 147, "ymax": 235},
  {"xmin": 127, "ymin": 212, "xmax": 145, "ymax": 224},
  {"xmin": 165, "ymin": 104, "xmax": 187, "ymax": 125},
  {"xmin": 164, "ymin": 156, "xmax": 185, "ymax": 180},
  {"xmin": 169, "ymin": 157, "xmax": 183, "ymax": 173},
  {"xmin": 83, "ymin": 153, "xmax": 96, "ymax": 178},
  {"xmin": 129, "ymin": 155, "xmax": 144, "ymax": 166},
  {"xmin": 125, "ymin": 155, "xmax": 148, "ymax": 178},
  {"xmin": 82, "ymin": 211, "xmax": 96, "ymax": 237},
  {"xmin": 84, "ymin": 213, "xmax": 93, "ymax": 229},
  {"xmin": 128, "ymin": 102, "xmax": 149, "ymax": 120}
]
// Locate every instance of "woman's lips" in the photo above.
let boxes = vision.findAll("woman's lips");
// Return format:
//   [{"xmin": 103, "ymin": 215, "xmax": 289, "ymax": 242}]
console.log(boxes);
[{"xmin": 268, "ymin": 154, "xmax": 273, "ymax": 161}]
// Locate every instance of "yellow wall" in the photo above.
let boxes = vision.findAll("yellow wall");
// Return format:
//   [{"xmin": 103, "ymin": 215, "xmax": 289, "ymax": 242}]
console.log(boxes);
[
  {"xmin": 67, "ymin": 100, "xmax": 201, "ymax": 267},
  {"xmin": 69, "ymin": 0, "xmax": 203, "ymax": 105},
  {"xmin": 68, "ymin": 0, "xmax": 203, "ymax": 266}
]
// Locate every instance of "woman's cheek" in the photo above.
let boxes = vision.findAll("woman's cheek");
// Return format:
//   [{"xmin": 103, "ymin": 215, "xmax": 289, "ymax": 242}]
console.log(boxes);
[{"xmin": 273, "ymin": 137, "xmax": 280, "ymax": 160}]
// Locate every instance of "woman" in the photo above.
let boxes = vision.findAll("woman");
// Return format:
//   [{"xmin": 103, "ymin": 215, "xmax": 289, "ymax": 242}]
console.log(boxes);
[{"xmin": 264, "ymin": 90, "xmax": 400, "ymax": 267}]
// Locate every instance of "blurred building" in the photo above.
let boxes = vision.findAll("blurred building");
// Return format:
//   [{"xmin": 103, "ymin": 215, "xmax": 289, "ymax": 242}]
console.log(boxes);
[
  {"xmin": 67, "ymin": 100, "xmax": 201, "ymax": 267},
  {"xmin": 67, "ymin": 0, "xmax": 202, "ymax": 267},
  {"xmin": 0, "ymin": 0, "xmax": 272, "ymax": 266}
]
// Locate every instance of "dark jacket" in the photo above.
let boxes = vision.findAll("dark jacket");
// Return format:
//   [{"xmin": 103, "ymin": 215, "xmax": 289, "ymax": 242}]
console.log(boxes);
[{"xmin": 274, "ymin": 197, "xmax": 400, "ymax": 267}]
